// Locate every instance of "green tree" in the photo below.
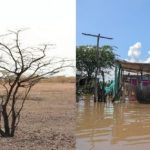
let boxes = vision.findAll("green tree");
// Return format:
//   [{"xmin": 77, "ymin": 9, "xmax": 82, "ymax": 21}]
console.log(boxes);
[
  {"xmin": 76, "ymin": 45, "xmax": 116, "ymax": 101},
  {"xmin": 76, "ymin": 46, "xmax": 96, "ymax": 78},
  {"xmin": 77, "ymin": 45, "xmax": 116, "ymax": 77}
]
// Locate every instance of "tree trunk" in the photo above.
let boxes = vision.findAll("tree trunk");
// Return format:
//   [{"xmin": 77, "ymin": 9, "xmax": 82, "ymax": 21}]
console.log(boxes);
[
  {"xmin": 101, "ymin": 71, "xmax": 106, "ymax": 102},
  {"xmin": 10, "ymin": 110, "xmax": 16, "ymax": 137},
  {"xmin": 94, "ymin": 69, "xmax": 98, "ymax": 102},
  {"xmin": 0, "ymin": 106, "xmax": 17, "ymax": 137},
  {"xmin": 1, "ymin": 105, "xmax": 10, "ymax": 137}
]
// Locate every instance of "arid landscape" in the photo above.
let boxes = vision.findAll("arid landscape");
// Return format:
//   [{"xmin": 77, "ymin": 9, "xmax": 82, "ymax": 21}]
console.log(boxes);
[{"xmin": 0, "ymin": 77, "xmax": 75, "ymax": 150}]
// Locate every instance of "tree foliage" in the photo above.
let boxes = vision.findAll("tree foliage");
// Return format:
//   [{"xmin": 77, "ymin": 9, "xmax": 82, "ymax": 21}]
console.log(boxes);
[
  {"xmin": 76, "ymin": 46, "xmax": 96, "ymax": 78},
  {"xmin": 76, "ymin": 45, "xmax": 116, "ymax": 101},
  {"xmin": 76, "ymin": 45, "xmax": 116, "ymax": 77}
]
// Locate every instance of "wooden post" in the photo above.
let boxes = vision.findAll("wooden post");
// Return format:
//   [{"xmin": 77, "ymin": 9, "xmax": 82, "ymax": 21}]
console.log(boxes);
[
  {"xmin": 140, "ymin": 69, "xmax": 143, "ymax": 90},
  {"xmin": 82, "ymin": 33, "xmax": 113, "ymax": 102}
]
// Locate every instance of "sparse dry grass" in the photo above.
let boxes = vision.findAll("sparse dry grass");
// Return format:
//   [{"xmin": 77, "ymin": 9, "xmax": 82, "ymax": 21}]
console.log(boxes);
[
  {"xmin": 41, "ymin": 76, "xmax": 75, "ymax": 83},
  {"xmin": 0, "ymin": 82, "xmax": 75, "ymax": 150}
]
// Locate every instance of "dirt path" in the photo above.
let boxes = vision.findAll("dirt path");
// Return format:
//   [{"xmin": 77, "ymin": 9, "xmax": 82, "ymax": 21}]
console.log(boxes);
[{"xmin": 0, "ymin": 82, "xmax": 75, "ymax": 150}]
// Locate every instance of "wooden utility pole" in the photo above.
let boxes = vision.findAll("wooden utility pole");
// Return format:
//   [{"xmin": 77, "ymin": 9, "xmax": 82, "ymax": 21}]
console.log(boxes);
[{"xmin": 82, "ymin": 33, "xmax": 113, "ymax": 102}]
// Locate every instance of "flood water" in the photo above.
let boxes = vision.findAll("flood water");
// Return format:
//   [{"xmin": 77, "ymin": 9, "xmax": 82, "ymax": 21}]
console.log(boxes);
[{"xmin": 76, "ymin": 96, "xmax": 150, "ymax": 150}]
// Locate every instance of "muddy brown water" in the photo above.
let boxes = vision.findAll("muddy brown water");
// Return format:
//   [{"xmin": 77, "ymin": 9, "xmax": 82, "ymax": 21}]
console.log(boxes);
[{"xmin": 76, "ymin": 96, "xmax": 150, "ymax": 150}]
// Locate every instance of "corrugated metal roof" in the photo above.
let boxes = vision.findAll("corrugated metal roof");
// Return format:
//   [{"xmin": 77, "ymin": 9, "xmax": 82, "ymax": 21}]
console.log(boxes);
[{"xmin": 115, "ymin": 59, "xmax": 150, "ymax": 73}]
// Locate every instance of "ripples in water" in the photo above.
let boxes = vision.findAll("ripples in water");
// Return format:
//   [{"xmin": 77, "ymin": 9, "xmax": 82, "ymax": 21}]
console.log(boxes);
[{"xmin": 76, "ymin": 97, "xmax": 150, "ymax": 150}]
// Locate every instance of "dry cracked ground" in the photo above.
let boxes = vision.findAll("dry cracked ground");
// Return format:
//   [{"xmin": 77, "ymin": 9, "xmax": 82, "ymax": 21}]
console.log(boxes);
[{"xmin": 0, "ymin": 82, "xmax": 75, "ymax": 150}]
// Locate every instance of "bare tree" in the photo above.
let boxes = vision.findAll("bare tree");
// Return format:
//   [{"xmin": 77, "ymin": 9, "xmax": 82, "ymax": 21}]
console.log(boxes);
[{"xmin": 0, "ymin": 30, "xmax": 71, "ymax": 137}]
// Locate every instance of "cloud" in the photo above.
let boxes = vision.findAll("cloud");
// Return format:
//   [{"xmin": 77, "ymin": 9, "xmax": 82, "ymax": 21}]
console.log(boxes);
[
  {"xmin": 128, "ymin": 42, "xmax": 141, "ymax": 62},
  {"xmin": 127, "ymin": 42, "xmax": 150, "ymax": 64},
  {"xmin": 148, "ymin": 51, "xmax": 150, "ymax": 55},
  {"xmin": 144, "ymin": 58, "xmax": 150, "ymax": 63},
  {"xmin": 143, "ymin": 51, "xmax": 150, "ymax": 63}
]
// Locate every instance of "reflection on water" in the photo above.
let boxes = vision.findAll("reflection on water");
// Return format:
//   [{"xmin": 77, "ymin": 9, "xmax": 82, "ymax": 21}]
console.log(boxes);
[{"xmin": 76, "ymin": 96, "xmax": 150, "ymax": 150}]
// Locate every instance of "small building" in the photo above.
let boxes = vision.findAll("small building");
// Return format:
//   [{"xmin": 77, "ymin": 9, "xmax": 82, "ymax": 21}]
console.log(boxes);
[{"xmin": 114, "ymin": 59, "xmax": 150, "ymax": 103}]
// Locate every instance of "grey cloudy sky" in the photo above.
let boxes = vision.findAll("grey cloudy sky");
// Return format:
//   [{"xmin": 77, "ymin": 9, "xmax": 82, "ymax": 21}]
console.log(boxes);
[{"xmin": 0, "ymin": 0, "xmax": 75, "ymax": 76}]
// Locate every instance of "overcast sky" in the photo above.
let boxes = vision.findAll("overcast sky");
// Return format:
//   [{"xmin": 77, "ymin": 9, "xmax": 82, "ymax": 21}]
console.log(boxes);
[{"xmin": 0, "ymin": 0, "xmax": 75, "ymax": 76}]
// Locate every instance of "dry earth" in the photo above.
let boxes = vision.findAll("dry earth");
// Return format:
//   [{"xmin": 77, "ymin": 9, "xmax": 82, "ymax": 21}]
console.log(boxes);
[{"xmin": 0, "ymin": 82, "xmax": 75, "ymax": 150}]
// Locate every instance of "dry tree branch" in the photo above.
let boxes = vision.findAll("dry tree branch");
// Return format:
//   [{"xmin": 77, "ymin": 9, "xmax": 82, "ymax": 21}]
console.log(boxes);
[{"xmin": 0, "ymin": 29, "xmax": 73, "ymax": 137}]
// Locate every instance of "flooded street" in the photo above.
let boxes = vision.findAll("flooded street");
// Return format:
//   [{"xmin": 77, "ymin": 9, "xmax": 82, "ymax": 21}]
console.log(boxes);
[{"xmin": 76, "ymin": 96, "xmax": 150, "ymax": 150}]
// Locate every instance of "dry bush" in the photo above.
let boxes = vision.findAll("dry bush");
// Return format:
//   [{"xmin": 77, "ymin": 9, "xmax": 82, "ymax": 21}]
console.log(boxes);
[{"xmin": 0, "ymin": 30, "xmax": 72, "ymax": 137}]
